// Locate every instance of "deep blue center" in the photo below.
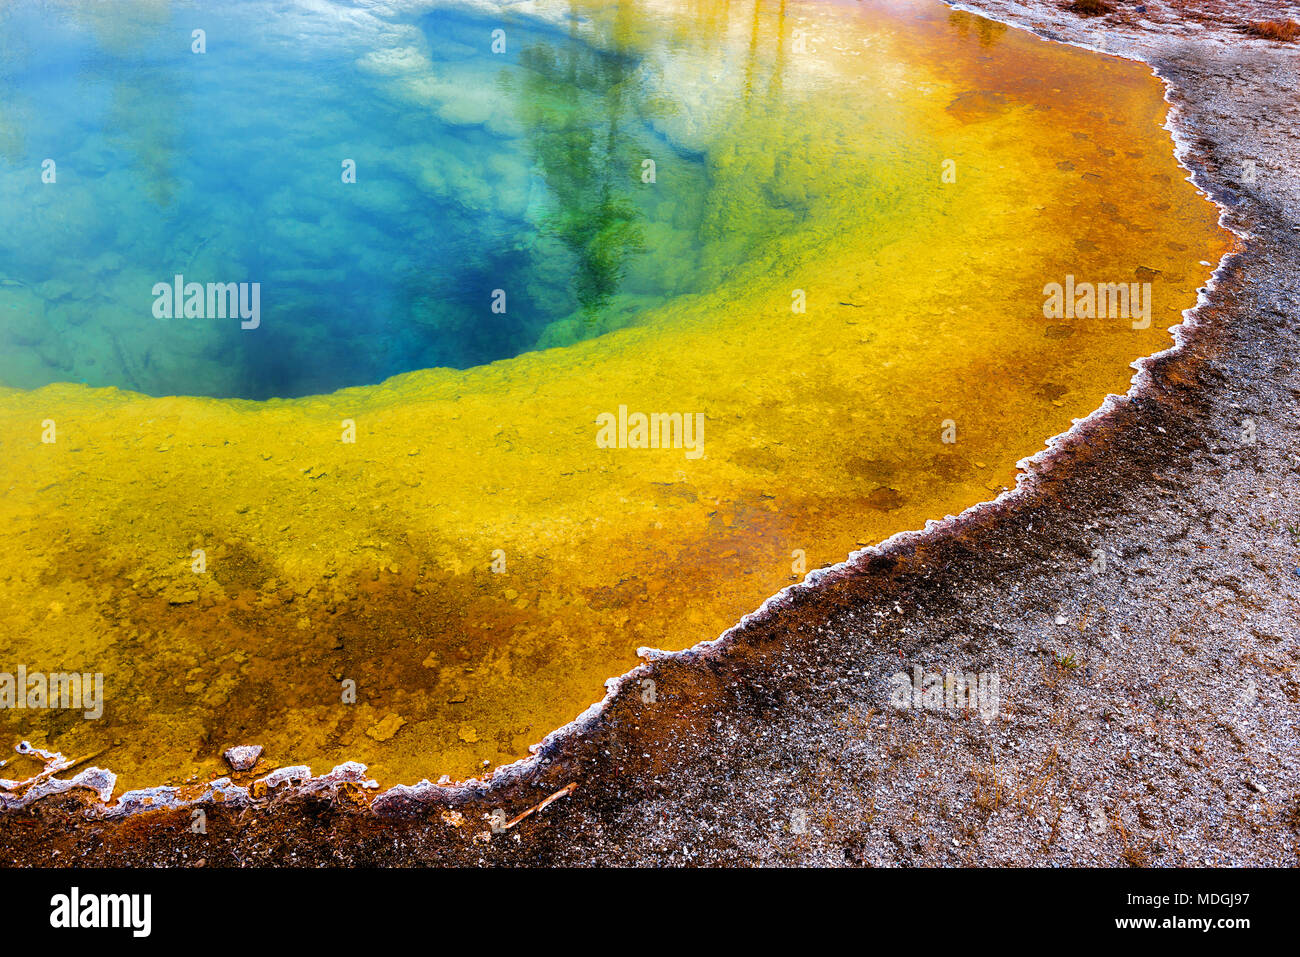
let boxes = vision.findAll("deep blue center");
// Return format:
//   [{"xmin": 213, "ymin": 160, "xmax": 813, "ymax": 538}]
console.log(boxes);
[{"xmin": 0, "ymin": 3, "xmax": 707, "ymax": 398}]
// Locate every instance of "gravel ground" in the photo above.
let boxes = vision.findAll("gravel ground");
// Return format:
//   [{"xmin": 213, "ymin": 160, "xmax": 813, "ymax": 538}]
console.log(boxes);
[{"xmin": 2, "ymin": 0, "xmax": 1298, "ymax": 866}]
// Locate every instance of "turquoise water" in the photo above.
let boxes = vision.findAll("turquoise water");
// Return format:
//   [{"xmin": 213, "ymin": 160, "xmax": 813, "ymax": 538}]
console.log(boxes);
[{"xmin": 0, "ymin": 2, "xmax": 712, "ymax": 399}]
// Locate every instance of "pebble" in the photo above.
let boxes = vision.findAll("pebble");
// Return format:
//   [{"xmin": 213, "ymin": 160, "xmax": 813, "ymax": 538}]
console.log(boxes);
[
  {"xmin": 366, "ymin": 713, "xmax": 406, "ymax": 742},
  {"xmin": 222, "ymin": 744, "xmax": 263, "ymax": 771}
]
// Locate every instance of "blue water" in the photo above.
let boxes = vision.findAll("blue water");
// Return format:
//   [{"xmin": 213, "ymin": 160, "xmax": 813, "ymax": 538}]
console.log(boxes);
[{"xmin": 0, "ymin": 1, "xmax": 709, "ymax": 398}]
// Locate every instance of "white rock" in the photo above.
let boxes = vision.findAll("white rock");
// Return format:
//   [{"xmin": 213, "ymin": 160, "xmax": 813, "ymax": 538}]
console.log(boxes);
[{"xmin": 223, "ymin": 744, "xmax": 263, "ymax": 771}]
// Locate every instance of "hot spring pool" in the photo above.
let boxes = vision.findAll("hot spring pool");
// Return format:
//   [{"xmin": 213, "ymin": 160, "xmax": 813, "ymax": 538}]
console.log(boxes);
[{"xmin": 0, "ymin": 0, "xmax": 1229, "ymax": 793}]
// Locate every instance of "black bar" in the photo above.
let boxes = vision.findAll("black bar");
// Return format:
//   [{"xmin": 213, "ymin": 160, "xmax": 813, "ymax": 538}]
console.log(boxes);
[{"xmin": 0, "ymin": 867, "xmax": 1277, "ymax": 942}]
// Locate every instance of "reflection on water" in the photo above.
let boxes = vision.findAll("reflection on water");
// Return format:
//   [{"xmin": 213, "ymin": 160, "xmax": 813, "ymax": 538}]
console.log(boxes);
[
  {"xmin": 0, "ymin": 0, "xmax": 1229, "ymax": 793},
  {"xmin": 948, "ymin": 9, "xmax": 1008, "ymax": 47},
  {"xmin": 511, "ymin": 6, "xmax": 648, "ymax": 329}
]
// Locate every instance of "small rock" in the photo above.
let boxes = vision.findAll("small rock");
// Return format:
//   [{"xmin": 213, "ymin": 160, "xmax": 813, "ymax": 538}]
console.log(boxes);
[
  {"xmin": 1054, "ymin": 615, "xmax": 1068, "ymax": 626},
  {"xmin": 366, "ymin": 713, "xmax": 406, "ymax": 742},
  {"xmin": 223, "ymin": 744, "xmax": 263, "ymax": 771}
]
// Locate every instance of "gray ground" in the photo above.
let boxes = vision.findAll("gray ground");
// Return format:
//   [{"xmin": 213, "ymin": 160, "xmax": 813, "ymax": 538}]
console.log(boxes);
[{"xmin": 3, "ymin": 0, "xmax": 1298, "ymax": 866}]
